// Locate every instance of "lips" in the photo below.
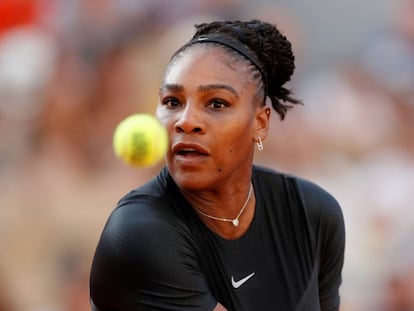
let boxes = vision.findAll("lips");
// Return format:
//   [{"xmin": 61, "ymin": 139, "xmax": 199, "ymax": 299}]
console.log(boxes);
[
  {"xmin": 171, "ymin": 142, "xmax": 209, "ymax": 167},
  {"xmin": 172, "ymin": 142, "xmax": 209, "ymax": 156}
]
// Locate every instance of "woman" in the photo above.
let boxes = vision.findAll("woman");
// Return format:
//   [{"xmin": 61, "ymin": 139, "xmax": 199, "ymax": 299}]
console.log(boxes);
[{"xmin": 90, "ymin": 19, "xmax": 345, "ymax": 311}]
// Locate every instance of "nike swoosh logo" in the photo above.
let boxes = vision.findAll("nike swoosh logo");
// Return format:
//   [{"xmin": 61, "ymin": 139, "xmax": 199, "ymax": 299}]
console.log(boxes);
[{"xmin": 231, "ymin": 272, "xmax": 255, "ymax": 288}]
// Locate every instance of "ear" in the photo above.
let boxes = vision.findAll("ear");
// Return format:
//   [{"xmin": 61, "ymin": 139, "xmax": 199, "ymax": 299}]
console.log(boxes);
[{"xmin": 254, "ymin": 106, "xmax": 270, "ymax": 142}]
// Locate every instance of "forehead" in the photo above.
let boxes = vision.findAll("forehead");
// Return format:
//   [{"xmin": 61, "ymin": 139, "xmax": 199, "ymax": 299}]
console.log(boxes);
[{"xmin": 164, "ymin": 45, "xmax": 251, "ymax": 88}]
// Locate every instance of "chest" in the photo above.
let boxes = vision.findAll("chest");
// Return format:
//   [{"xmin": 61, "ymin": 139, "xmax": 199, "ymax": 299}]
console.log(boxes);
[{"xmin": 199, "ymin": 200, "xmax": 318, "ymax": 311}]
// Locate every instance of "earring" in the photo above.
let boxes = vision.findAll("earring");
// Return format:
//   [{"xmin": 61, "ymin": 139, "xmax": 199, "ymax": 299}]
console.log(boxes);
[{"xmin": 257, "ymin": 137, "xmax": 264, "ymax": 151}]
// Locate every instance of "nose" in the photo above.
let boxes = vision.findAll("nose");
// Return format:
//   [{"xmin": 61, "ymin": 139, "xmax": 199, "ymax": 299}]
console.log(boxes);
[{"xmin": 175, "ymin": 104, "xmax": 204, "ymax": 134}]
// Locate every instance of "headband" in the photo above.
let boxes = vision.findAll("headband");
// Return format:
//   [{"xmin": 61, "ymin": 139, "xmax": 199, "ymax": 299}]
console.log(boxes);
[{"xmin": 176, "ymin": 35, "xmax": 268, "ymax": 94}]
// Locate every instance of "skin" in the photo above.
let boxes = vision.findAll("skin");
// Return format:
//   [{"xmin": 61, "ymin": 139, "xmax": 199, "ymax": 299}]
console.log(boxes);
[
  {"xmin": 157, "ymin": 44, "xmax": 270, "ymax": 236},
  {"xmin": 156, "ymin": 44, "xmax": 270, "ymax": 311}
]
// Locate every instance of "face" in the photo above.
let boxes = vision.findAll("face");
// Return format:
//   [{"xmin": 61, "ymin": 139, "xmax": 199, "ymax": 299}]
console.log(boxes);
[{"xmin": 156, "ymin": 46, "xmax": 269, "ymax": 191}]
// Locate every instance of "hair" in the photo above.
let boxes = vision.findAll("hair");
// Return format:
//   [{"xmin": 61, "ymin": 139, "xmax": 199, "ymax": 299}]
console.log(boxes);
[{"xmin": 169, "ymin": 19, "xmax": 302, "ymax": 120}]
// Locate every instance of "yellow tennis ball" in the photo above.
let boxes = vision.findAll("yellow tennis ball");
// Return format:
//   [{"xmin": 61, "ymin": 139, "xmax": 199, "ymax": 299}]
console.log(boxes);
[{"xmin": 113, "ymin": 114, "xmax": 168, "ymax": 167}]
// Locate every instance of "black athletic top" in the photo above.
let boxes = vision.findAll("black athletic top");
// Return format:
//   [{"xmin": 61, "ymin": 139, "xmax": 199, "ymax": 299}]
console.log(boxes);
[{"xmin": 90, "ymin": 166, "xmax": 345, "ymax": 311}]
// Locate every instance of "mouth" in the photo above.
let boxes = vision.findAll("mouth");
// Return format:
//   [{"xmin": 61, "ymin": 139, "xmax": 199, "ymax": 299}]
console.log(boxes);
[
  {"xmin": 172, "ymin": 143, "xmax": 209, "ymax": 157},
  {"xmin": 176, "ymin": 149, "xmax": 207, "ymax": 157}
]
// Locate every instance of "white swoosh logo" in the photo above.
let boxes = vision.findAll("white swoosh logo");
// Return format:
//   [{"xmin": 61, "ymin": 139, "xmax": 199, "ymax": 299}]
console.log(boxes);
[{"xmin": 231, "ymin": 272, "xmax": 255, "ymax": 288}]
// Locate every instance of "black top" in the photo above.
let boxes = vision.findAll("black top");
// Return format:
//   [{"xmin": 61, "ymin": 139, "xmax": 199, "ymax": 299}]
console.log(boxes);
[{"xmin": 90, "ymin": 166, "xmax": 345, "ymax": 311}]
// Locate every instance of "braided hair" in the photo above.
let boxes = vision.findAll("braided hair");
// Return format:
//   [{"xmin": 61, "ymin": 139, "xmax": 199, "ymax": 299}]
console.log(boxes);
[{"xmin": 169, "ymin": 19, "xmax": 302, "ymax": 120}]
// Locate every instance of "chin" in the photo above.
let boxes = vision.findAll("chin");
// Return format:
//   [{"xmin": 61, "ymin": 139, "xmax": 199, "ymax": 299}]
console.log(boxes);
[
  {"xmin": 174, "ymin": 174, "xmax": 211, "ymax": 191},
  {"xmin": 168, "ymin": 167, "xmax": 215, "ymax": 191}
]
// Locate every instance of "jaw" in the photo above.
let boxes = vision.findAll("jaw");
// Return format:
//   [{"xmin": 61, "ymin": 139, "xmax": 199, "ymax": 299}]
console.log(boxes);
[{"xmin": 167, "ymin": 154, "xmax": 253, "ymax": 193}]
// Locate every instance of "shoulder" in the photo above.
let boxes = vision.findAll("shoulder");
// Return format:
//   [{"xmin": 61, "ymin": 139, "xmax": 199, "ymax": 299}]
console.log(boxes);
[
  {"xmin": 114, "ymin": 167, "xmax": 185, "ymax": 231},
  {"xmin": 252, "ymin": 165, "xmax": 286, "ymax": 189},
  {"xmin": 295, "ymin": 177, "xmax": 342, "ymax": 218},
  {"xmin": 293, "ymin": 176, "xmax": 345, "ymax": 258},
  {"xmin": 253, "ymin": 165, "xmax": 344, "ymax": 230},
  {"xmin": 90, "ymin": 169, "xmax": 216, "ymax": 310},
  {"xmin": 98, "ymin": 169, "xmax": 194, "ymax": 266},
  {"xmin": 112, "ymin": 177, "xmax": 174, "ymax": 231}
]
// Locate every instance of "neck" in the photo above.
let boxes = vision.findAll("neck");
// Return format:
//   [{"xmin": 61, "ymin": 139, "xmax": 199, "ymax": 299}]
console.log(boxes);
[
  {"xmin": 203, "ymin": 196, "xmax": 256, "ymax": 240},
  {"xmin": 182, "ymin": 183, "xmax": 256, "ymax": 239}
]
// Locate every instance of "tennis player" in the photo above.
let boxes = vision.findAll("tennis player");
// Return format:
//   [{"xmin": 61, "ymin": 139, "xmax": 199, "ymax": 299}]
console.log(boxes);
[{"xmin": 90, "ymin": 19, "xmax": 345, "ymax": 311}]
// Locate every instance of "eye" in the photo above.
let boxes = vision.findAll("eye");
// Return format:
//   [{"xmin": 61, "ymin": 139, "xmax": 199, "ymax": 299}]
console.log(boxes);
[
  {"xmin": 162, "ymin": 97, "xmax": 181, "ymax": 108},
  {"xmin": 208, "ymin": 99, "xmax": 229, "ymax": 110}
]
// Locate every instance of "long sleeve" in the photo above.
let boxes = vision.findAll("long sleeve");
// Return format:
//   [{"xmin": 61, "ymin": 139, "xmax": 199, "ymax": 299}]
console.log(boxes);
[
  {"xmin": 298, "ymin": 178, "xmax": 346, "ymax": 311},
  {"xmin": 90, "ymin": 197, "xmax": 217, "ymax": 311}
]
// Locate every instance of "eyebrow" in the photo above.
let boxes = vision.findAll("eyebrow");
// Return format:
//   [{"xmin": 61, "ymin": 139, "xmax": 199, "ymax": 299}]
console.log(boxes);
[
  {"xmin": 159, "ymin": 83, "xmax": 183, "ymax": 93},
  {"xmin": 198, "ymin": 84, "xmax": 239, "ymax": 99},
  {"xmin": 159, "ymin": 83, "xmax": 239, "ymax": 99}
]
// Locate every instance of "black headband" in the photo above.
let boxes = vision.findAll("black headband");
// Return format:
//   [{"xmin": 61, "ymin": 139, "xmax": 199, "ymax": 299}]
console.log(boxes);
[{"xmin": 177, "ymin": 35, "xmax": 268, "ymax": 94}]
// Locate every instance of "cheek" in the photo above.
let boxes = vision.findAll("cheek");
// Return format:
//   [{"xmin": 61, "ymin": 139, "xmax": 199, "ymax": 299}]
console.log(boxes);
[
  {"xmin": 155, "ymin": 105, "xmax": 168, "ymax": 124},
  {"xmin": 217, "ymin": 124, "xmax": 253, "ymax": 155},
  {"xmin": 156, "ymin": 108, "xmax": 174, "ymax": 134},
  {"xmin": 155, "ymin": 111, "xmax": 175, "ymax": 161}
]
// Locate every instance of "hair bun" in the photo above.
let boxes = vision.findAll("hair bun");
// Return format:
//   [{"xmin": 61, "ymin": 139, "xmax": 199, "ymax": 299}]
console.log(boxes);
[{"xmin": 192, "ymin": 19, "xmax": 302, "ymax": 119}]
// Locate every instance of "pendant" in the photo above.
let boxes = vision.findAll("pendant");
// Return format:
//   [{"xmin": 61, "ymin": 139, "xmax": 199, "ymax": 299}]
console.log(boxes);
[{"xmin": 232, "ymin": 219, "xmax": 239, "ymax": 227}]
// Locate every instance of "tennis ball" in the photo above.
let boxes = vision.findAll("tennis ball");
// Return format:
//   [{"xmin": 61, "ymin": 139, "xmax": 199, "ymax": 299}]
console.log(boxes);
[{"xmin": 113, "ymin": 114, "xmax": 168, "ymax": 167}]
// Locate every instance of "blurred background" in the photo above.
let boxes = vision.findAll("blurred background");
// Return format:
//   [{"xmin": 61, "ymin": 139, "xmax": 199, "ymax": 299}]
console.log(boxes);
[{"xmin": 0, "ymin": 0, "xmax": 413, "ymax": 310}]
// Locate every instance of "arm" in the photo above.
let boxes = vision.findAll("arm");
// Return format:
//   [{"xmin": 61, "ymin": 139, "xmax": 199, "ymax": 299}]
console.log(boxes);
[
  {"xmin": 299, "ymin": 179, "xmax": 346, "ymax": 311},
  {"xmin": 90, "ymin": 201, "xmax": 217, "ymax": 311},
  {"xmin": 318, "ymin": 199, "xmax": 345, "ymax": 311}
]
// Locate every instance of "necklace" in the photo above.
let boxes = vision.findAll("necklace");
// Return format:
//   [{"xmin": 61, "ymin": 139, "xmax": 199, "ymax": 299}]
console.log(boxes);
[{"xmin": 193, "ymin": 183, "xmax": 253, "ymax": 227}]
